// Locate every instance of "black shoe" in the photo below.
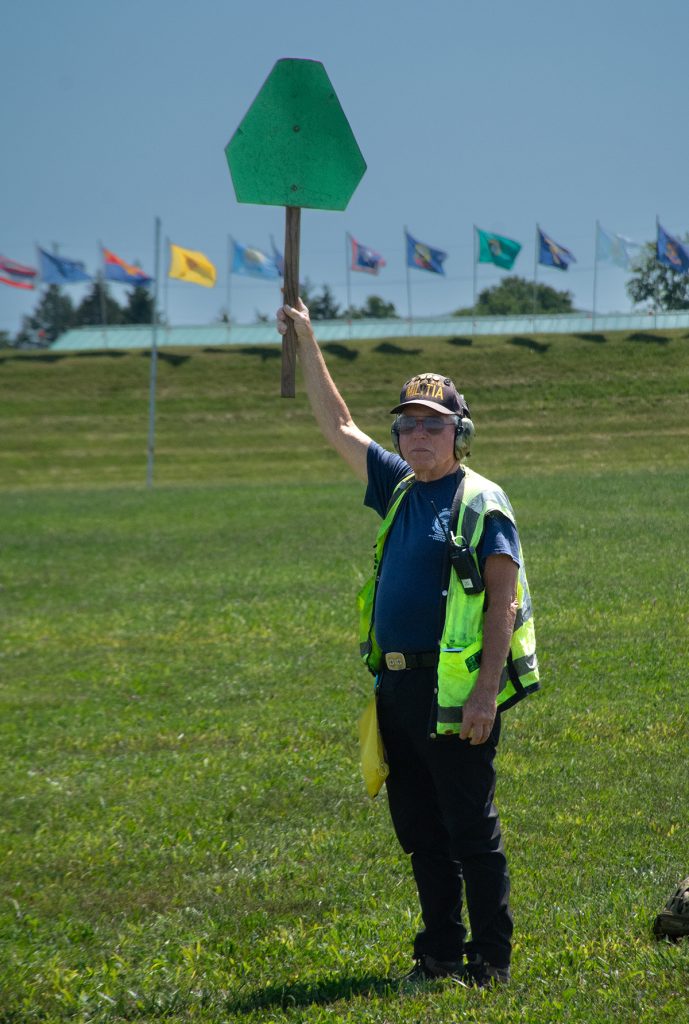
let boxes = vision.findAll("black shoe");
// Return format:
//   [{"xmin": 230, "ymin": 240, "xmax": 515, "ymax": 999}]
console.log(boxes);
[
  {"xmin": 400, "ymin": 954, "xmax": 464, "ymax": 985},
  {"xmin": 459, "ymin": 953, "xmax": 510, "ymax": 988}
]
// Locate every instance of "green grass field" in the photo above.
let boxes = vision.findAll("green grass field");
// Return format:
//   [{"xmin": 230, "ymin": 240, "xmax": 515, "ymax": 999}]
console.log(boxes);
[{"xmin": 1, "ymin": 328, "xmax": 689, "ymax": 1022}]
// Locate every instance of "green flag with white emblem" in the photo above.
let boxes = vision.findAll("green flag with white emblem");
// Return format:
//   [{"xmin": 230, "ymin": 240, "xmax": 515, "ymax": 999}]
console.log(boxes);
[{"xmin": 476, "ymin": 228, "xmax": 522, "ymax": 270}]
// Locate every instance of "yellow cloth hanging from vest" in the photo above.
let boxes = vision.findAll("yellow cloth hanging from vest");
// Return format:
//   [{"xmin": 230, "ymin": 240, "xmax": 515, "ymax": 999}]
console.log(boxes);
[{"xmin": 358, "ymin": 696, "xmax": 389, "ymax": 798}]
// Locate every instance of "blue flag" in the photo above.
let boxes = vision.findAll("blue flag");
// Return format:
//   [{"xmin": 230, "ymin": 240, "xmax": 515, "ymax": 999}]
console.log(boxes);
[
  {"xmin": 538, "ymin": 228, "xmax": 576, "ymax": 271},
  {"xmin": 231, "ymin": 239, "xmax": 280, "ymax": 280},
  {"xmin": 38, "ymin": 247, "xmax": 92, "ymax": 284},
  {"xmin": 405, "ymin": 231, "xmax": 447, "ymax": 275},
  {"xmin": 656, "ymin": 222, "xmax": 689, "ymax": 274},
  {"xmin": 349, "ymin": 234, "xmax": 386, "ymax": 275},
  {"xmin": 596, "ymin": 225, "xmax": 640, "ymax": 270}
]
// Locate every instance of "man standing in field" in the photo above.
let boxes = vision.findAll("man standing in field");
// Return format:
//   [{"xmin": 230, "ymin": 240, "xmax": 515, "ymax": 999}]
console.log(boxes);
[{"xmin": 277, "ymin": 300, "xmax": 539, "ymax": 988}]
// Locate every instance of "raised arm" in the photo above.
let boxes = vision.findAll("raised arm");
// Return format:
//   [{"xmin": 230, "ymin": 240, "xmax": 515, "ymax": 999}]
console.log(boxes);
[{"xmin": 277, "ymin": 300, "xmax": 372, "ymax": 482}]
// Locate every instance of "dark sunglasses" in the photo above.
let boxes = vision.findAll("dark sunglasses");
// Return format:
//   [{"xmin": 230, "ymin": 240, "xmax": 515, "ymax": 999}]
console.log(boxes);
[{"xmin": 394, "ymin": 414, "xmax": 456, "ymax": 434}]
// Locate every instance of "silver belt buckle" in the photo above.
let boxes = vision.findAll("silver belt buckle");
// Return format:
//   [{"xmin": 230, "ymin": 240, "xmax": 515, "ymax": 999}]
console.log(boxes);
[{"xmin": 385, "ymin": 651, "xmax": 407, "ymax": 671}]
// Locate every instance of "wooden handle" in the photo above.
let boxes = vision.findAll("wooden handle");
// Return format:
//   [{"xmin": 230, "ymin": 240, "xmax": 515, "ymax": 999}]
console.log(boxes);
[{"xmin": 281, "ymin": 206, "xmax": 301, "ymax": 398}]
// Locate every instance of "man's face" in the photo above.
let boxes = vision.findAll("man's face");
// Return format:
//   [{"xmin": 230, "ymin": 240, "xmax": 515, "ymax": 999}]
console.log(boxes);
[{"xmin": 396, "ymin": 403, "xmax": 458, "ymax": 481}]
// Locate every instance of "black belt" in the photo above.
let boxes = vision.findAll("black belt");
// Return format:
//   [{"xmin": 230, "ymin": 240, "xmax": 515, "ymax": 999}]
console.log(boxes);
[{"xmin": 383, "ymin": 650, "xmax": 438, "ymax": 671}]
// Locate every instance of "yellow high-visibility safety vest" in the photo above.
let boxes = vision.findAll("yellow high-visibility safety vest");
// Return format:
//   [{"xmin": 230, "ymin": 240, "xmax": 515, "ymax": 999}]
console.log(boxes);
[{"xmin": 357, "ymin": 466, "xmax": 540, "ymax": 735}]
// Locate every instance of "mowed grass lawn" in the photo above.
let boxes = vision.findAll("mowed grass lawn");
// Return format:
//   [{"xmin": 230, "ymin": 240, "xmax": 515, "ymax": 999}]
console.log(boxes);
[{"xmin": 1, "ymin": 329, "xmax": 688, "ymax": 1022}]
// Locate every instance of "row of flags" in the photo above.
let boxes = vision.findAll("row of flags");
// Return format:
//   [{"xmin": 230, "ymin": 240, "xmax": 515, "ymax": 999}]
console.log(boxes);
[
  {"xmin": 0, "ymin": 241, "xmax": 278, "ymax": 292},
  {"xmin": 168, "ymin": 238, "xmax": 287, "ymax": 287},
  {"xmin": 0, "ymin": 247, "xmax": 153, "ymax": 291},
  {"xmin": 2, "ymin": 222, "xmax": 688, "ymax": 293}
]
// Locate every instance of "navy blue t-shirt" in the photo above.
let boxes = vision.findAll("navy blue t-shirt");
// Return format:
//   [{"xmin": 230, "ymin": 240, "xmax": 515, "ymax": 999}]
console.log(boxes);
[{"xmin": 364, "ymin": 442, "xmax": 520, "ymax": 653}]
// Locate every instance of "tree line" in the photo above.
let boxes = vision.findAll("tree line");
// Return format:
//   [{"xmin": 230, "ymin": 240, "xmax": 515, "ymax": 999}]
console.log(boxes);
[
  {"xmin": 299, "ymin": 276, "xmax": 577, "ymax": 319},
  {"xmin": 8, "ymin": 280, "xmax": 155, "ymax": 348},
  {"xmin": 0, "ymin": 276, "xmax": 578, "ymax": 349},
  {"xmin": 4, "ymin": 278, "xmax": 404, "ymax": 348}
]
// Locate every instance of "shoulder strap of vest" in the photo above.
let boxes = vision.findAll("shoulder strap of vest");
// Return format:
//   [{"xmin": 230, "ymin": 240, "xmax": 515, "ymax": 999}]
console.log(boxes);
[
  {"xmin": 437, "ymin": 469, "xmax": 468, "ymax": 642},
  {"xmin": 384, "ymin": 471, "xmax": 415, "ymax": 517},
  {"xmin": 448, "ymin": 470, "xmax": 467, "ymax": 541}
]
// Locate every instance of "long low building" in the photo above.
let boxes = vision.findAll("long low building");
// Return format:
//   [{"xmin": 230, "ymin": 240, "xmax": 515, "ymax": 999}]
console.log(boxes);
[{"xmin": 50, "ymin": 310, "xmax": 689, "ymax": 352}]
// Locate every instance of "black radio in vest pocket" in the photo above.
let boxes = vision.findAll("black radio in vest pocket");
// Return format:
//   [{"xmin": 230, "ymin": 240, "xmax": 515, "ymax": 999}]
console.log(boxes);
[{"xmin": 448, "ymin": 541, "xmax": 485, "ymax": 595}]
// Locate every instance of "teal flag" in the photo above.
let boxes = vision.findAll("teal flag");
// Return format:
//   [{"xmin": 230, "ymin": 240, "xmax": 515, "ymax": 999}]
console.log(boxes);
[{"xmin": 476, "ymin": 228, "xmax": 521, "ymax": 270}]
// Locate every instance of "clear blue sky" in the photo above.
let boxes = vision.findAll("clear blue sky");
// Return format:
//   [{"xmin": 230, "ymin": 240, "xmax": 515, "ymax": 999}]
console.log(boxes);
[{"xmin": 2, "ymin": 0, "xmax": 688, "ymax": 334}]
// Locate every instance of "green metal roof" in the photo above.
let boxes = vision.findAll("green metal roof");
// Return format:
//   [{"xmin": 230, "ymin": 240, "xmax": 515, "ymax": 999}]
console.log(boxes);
[{"xmin": 50, "ymin": 311, "xmax": 689, "ymax": 352}]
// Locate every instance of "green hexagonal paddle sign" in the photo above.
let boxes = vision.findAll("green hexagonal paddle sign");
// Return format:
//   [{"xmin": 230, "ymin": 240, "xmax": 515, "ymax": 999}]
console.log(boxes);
[
  {"xmin": 225, "ymin": 59, "xmax": 366, "ymax": 396},
  {"xmin": 226, "ymin": 58, "xmax": 366, "ymax": 210}
]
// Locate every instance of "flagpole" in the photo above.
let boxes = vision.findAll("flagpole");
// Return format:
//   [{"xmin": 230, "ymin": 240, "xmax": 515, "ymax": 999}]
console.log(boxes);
[
  {"xmin": 345, "ymin": 233, "xmax": 352, "ymax": 341},
  {"xmin": 654, "ymin": 215, "xmax": 659, "ymax": 330},
  {"xmin": 592, "ymin": 221, "xmax": 599, "ymax": 332},
  {"xmin": 164, "ymin": 237, "xmax": 170, "ymax": 340},
  {"xmin": 472, "ymin": 225, "xmax": 478, "ymax": 338},
  {"xmin": 226, "ymin": 235, "xmax": 233, "ymax": 344},
  {"xmin": 97, "ymin": 240, "xmax": 108, "ymax": 348},
  {"xmin": 533, "ymin": 224, "xmax": 539, "ymax": 334},
  {"xmin": 146, "ymin": 216, "xmax": 161, "ymax": 489},
  {"xmin": 404, "ymin": 226, "xmax": 413, "ymax": 337}
]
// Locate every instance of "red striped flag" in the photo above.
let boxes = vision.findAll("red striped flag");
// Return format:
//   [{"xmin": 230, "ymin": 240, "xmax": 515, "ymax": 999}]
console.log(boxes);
[{"xmin": 0, "ymin": 255, "xmax": 38, "ymax": 290}]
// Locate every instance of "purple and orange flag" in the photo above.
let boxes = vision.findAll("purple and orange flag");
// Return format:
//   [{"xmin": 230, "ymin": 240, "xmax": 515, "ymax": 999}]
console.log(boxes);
[{"xmin": 102, "ymin": 247, "xmax": 153, "ymax": 286}]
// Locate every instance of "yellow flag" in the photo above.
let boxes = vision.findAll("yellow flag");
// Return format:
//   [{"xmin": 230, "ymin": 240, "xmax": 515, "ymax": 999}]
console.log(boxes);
[{"xmin": 168, "ymin": 243, "xmax": 216, "ymax": 288}]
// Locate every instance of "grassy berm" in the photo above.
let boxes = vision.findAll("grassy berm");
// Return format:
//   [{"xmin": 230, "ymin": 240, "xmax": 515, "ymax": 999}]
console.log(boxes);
[{"xmin": 1, "ymin": 328, "xmax": 688, "ymax": 1023}]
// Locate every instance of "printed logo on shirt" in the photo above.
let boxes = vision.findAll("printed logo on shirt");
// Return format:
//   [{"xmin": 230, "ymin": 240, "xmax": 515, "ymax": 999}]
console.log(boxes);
[{"xmin": 429, "ymin": 507, "xmax": 450, "ymax": 542}]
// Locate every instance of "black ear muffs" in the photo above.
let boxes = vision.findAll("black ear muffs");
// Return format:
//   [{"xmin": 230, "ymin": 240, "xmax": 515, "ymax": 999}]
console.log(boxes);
[
  {"xmin": 454, "ymin": 416, "xmax": 475, "ymax": 459},
  {"xmin": 454, "ymin": 392, "xmax": 474, "ymax": 459}
]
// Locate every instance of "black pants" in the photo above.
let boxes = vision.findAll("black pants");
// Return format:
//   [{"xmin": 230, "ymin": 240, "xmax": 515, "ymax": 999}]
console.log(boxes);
[{"xmin": 377, "ymin": 666, "xmax": 513, "ymax": 968}]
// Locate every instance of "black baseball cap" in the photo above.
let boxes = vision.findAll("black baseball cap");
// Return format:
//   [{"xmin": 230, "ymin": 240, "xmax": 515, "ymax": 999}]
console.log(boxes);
[{"xmin": 390, "ymin": 372, "xmax": 470, "ymax": 417}]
